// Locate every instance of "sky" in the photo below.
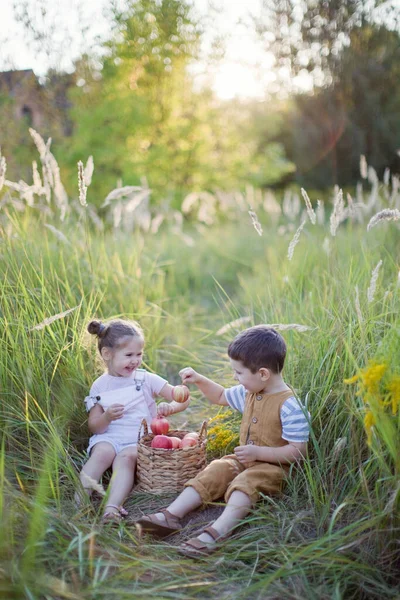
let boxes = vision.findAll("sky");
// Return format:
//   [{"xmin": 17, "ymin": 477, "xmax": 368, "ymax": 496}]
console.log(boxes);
[{"xmin": 0, "ymin": 0, "xmax": 291, "ymax": 100}]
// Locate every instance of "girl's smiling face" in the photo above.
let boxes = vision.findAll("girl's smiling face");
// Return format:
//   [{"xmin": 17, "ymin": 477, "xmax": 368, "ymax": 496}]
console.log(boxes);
[{"xmin": 103, "ymin": 336, "xmax": 144, "ymax": 377}]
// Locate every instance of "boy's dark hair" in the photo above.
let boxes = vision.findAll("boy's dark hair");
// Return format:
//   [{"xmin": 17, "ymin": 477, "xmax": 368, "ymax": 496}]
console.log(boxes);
[
  {"xmin": 228, "ymin": 325, "xmax": 286, "ymax": 374},
  {"xmin": 88, "ymin": 318, "xmax": 143, "ymax": 353}
]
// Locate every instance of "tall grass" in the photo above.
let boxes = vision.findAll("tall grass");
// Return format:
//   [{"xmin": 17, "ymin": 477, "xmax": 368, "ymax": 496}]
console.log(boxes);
[{"xmin": 0, "ymin": 161, "xmax": 399, "ymax": 598}]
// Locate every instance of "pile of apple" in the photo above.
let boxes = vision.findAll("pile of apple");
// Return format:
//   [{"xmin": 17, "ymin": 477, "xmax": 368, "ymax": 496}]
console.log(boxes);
[{"xmin": 150, "ymin": 415, "xmax": 199, "ymax": 450}]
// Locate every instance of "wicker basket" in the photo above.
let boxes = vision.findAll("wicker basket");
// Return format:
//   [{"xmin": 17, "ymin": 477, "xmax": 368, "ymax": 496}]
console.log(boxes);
[{"xmin": 136, "ymin": 419, "xmax": 208, "ymax": 493}]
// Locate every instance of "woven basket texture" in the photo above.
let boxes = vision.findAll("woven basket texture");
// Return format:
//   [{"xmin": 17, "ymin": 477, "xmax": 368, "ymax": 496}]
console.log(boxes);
[{"xmin": 136, "ymin": 420, "xmax": 207, "ymax": 493}]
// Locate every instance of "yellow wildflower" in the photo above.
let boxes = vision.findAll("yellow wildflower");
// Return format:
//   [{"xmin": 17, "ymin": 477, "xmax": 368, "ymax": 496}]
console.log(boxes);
[
  {"xmin": 364, "ymin": 410, "xmax": 376, "ymax": 446},
  {"xmin": 387, "ymin": 376, "xmax": 400, "ymax": 415},
  {"xmin": 360, "ymin": 363, "xmax": 387, "ymax": 395},
  {"xmin": 344, "ymin": 374, "xmax": 359, "ymax": 385}
]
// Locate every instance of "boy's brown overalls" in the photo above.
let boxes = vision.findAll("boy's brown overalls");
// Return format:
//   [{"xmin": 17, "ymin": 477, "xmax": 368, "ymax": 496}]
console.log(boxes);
[{"xmin": 185, "ymin": 390, "xmax": 294, "ymax": 504}]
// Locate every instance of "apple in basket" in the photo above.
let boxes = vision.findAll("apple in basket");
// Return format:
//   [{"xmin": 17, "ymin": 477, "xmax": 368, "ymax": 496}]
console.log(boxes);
[
  {"xmin": 150, "ymin": 416, "xmax": 170, "ymax": 435},
  {"xmin": 184, "ymin": 432, "xmax": 199, "ymax": 441},
  {"xmin": 181, "ymin": 436, "xmax": 198, "ymax": 449},
  {"xmin": 151, "ymin": 435, "xmax": 173, "ymax": 449},
  {"xmin": 172, "ymin": 385, "xmax": 190, "ymax": 403},
  {"xmin": 169, "ymin": 436, "xmax": 182, "ymax": 449}
]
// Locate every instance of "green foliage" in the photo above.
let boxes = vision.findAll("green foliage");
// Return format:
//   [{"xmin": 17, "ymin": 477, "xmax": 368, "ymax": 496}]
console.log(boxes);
[{"xmin": 0, "ymin": 183, "xmax": 399, "ymax": 596}]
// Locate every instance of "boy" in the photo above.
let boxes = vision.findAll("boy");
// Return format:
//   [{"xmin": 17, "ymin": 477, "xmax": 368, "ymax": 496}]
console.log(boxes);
[{"xmin": 136, "ymin": 326, "xmax": 310, "ymax": 556}]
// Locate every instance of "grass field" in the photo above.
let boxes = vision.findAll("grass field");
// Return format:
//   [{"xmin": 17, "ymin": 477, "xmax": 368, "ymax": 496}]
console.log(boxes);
[{"xmin": 0, "ymin": 148, "xmax": 399, "ymax": 599}]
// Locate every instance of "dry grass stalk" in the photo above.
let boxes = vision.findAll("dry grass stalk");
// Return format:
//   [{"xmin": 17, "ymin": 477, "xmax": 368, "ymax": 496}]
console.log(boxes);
[
  {"xmin": 383, "ymin": 168, "xmax": 390, "ymax": 187},
  {"xmin": 32, "ymin": 161, "xmax": 42, "ymax": 189},
  {"xmin": 367, "ymin": 209, "xmax": 400, "ymax": 231},
  {"xmin": 181, "ymin": 192, "xmax": 199, "ymax": 214},
  {"xmin": 102, "ymin": 185, "xmax": 142, "ymax": 207},
  {"xmin": 390, "ymin": 175, "xmax": 399, "ymax": 206},
  {"xmin": 150, "ymin": 213, "xmax": 164, "ymax": 234},
  {"xmin": 332, "ymin": 437, "xmax": 347, "ymax": 463},
  {"xmin": 248, "ymin": 209, "xmax": 263, "ymax": 236},
  {"xmin": 300, "ymin": 188, "xmax": 316, "ymax": 224},
  {"xmin": 216, "ymin": 316, "xmax": 252, "ymax": 336},
  {"xmin": 44, "ymin": 224, "xmax": 71, "ymax": 245},
  {"xmin": 316, "ymin": 200, "xmax": 325, "ymax": 225},
  {"xmin": 355, "ymin": 286, "xmax": 363, "ymax": 323},
  {"xmin": 80, "ymin": 471, "xmax": 106, "ymax": 496},
  {"xmin": 322, "ymin": 236, "xmax": 331, "ymax": 255},
  {"xmin": 330, "ymin": 188, "xmax": 344, "ymax": 236},
  {"xmin": 77, "ymin": 161, "xmax": 87, "ymax": 207},
  {"xmin": 283, "ymin": 190, "xmax": 301, "ymax": 221},
  {"xmin": 0, "ymin": 151, "xmax": 7, "ymax": 192},
  {"xmin": 84, "ymin": 156, "xmax": 94, "ymax": 187},
  {"xmin": 367, "ymin": 260, "xmax": 383, "ymax": 304},
  {"xmin": 30, "ymin": 306, "xmax": 78, "ymax": 331},
  {"xmin": 368, "ymin": 166, "xmax": 379, "ymax": 186},
  {"xmin": 360, "ymin": 155, "xmax": 368, "ymax": 179},
  {"xmin": 287, "ymin": 220, "xmax": 306, "ymax": 261},
  {"xmin": 261, "ymin": 323, "xmax": 313, "ymax": 332}
]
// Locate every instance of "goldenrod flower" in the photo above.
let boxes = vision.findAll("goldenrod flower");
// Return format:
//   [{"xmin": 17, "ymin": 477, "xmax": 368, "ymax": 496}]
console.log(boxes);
[
  {"xmin": 387, "ymin": 376, "xmax": 400, "ymax": 415},
  {"xmin": 361, "ymin": 363, "xmax": 387, "ymax": 395},
  {"xmin": 344, "ymin": 374, "xmax": 359, "ymax": 385},
  {"xmin": 364, "ymin": 410, "xmax": 376, "ymax": 446}
]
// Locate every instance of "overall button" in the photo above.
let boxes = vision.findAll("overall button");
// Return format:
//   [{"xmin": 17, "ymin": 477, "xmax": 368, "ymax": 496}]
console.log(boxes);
[
  {"xmin": 256, "ymin": 394, "xmax": 263, "ymax": 400},
  {"xmin": 252, "ymin": 417, "xmax": 258, "ymax": 423},
  {"xmin": 248, "ymin": 440, "xmax": 255, "ymax": 445}
]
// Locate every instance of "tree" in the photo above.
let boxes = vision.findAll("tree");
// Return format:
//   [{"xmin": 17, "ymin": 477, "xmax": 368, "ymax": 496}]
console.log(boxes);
[{"xmin": 275, "ymin": 24, "xmax": 400, "ymax": 188}]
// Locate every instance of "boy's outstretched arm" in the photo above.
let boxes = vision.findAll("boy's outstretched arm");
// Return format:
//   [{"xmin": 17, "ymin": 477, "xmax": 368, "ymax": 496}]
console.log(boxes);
[{"xmin": 179, "ymin": 367, "xmax": 228, "ymax": 406}]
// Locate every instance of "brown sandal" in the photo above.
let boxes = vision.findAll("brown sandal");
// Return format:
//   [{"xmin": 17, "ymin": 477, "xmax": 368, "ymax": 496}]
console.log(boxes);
[
  {"xmin": 178, "ymin": 525, "xmax": 230, "ymax": 557},
  {"xmin": 102, "ymin": 504, "xmax": 128, "ymax": 525},
  {"xmin": 136, "ymin": 509, "xmax": 182, "ymax": 537}
]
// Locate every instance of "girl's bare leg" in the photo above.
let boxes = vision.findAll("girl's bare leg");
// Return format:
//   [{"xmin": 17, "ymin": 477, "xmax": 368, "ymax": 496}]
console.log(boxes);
[
  {"xmin": 104, "ymin": 447, "xmax": 137, "ymax": 516},
  {"xmin": 79, "ymin": 442, "xmax": 116, "ymax": 494}
]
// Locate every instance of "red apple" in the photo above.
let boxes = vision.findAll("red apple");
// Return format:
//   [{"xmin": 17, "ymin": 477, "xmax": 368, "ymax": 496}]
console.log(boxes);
[
  {"xmin": 181, "ymin": 437, "xmax": 197, "ymax": 449},
  {"xmin": 150, "ymin": 416, "xmax": 170, "ymax": 435},
  {"xmin": 173, "ymin": 385, "xmax": 190, "ymax": 403},
  {"xmin": 183, "ymin": 432, "xmax": 199, "ymax": 440},
  {"xmin": 169, "ymin": 436, "xmax": 182, "ymax": 449},
  {"xmin": 151, "ymin": 435, "xmax": 173, "ymax": 449}
]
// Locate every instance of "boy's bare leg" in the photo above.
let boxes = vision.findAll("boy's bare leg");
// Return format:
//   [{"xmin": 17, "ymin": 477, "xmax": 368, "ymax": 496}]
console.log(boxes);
[
  {"xmin": 150, "ymin": 486, "xmax": 203, "ymax": 521},
  {"xmin": 195, "ymin": 490, "xmax": 252, "ymax": 544},
  {"xmin": 105, "ymin": 447, "xmax": 137, "ymax": 516}
]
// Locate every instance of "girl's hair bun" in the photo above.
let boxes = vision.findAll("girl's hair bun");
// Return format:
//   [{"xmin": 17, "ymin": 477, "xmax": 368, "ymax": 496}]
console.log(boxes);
[{"xmin": 87, "ymin": 320, "xmax": 106, "ymax": 336}]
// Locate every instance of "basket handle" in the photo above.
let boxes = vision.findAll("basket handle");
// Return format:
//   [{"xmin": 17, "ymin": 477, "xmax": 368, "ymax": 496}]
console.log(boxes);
[
  {"xmin": 198, "ymin": 420, "xmax": 208, "ymax": 441},
  {"xmin": 138, "ymin": 418, "xmax": 149, "ymax": 442}
]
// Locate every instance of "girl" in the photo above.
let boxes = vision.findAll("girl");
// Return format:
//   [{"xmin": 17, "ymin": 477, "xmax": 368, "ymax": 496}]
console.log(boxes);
[{"xmin": 79, "ymin": 318, "xmax": 190, "ymax": 522}]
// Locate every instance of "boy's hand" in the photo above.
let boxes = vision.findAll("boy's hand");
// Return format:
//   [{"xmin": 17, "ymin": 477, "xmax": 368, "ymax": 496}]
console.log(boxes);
[
  {"xmin": 234, "ymin": 445, "xmax": 259, "ymax": 466},
  {"xmin": 157, "ymin": 402, "xmax": 174, "ymax": 417},
  {"xmin": 105, "ymin": 404, "xmax": 125, "ymax": 422},
  {"xmin": 179, "ymin": 367, "xmax": 201, "ymax": 385}
]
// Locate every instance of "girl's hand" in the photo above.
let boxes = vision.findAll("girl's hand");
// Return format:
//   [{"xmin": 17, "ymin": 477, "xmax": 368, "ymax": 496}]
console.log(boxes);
[
  {"xmin": 179, "ymin": 367, "xmax": 201, "ymax": 385},
  {"xmin": 234, "ymin": 445, "xmax": 259, "ymax": 467},
  {"xmin": 157, "ymin": 402, "xmax": 174, "ymax": 417},
  {"xmin": 105, "ymin": 403, "xmax": 125, "ymax": 422}
]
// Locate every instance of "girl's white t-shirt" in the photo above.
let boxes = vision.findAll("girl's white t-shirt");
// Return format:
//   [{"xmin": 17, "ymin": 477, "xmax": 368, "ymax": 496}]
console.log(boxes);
[{"xmin": 89, "ymin": 371, "xmax": 167, "ymax": 420}]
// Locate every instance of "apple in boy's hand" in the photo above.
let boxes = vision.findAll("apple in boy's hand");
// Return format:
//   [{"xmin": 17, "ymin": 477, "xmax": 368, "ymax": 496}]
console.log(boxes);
[
  {"xmin": 169, "ymin": 436, "xmax": 182, "ymax": 449},
  {"xmin": 150, "ymin": 416, "xmax": 170, "ymax": 435},
  {"xmin": 172, "ymin": 385, "xmax": 190, "ymax": 403},
  {"xmin": 151, "ymin": 435, "xmax": 173, "ymax": 449}
]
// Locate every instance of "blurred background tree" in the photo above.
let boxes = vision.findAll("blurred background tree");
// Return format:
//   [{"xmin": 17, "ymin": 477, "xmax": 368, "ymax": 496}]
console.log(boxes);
[{"xmin": 1, "ymin": 0, "xmax": 400, "ymax": 201}]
